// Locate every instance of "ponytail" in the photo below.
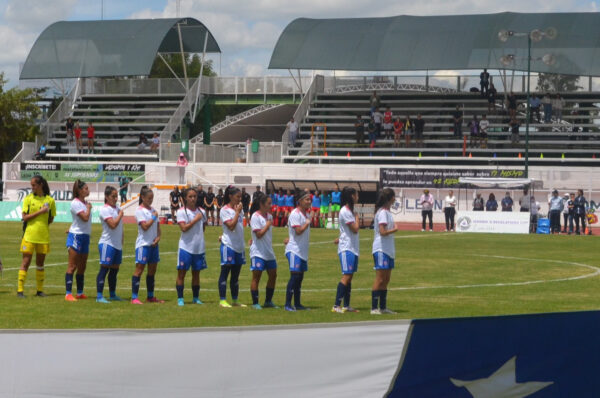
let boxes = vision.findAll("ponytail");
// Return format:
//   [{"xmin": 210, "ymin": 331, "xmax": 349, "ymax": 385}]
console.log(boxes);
[
  {"xmin": 249, "ymin": 192, "xmax": 269, "ymax": 216},
  {"xmin": 32, "ymin": 175, "xmax": 50, "ymax": 196},
  {"xmin": 341, "ymin": 186, "xmax": 357, "ymax": 212},
  {"xmin": 139, "ymin": 185, "xmax": 152, "ymax": 205},
  {"xmin": 374, "ymin": 188, "xmax": 395, "ymax": 214},
  {"xmin": 72, "ymin": 179, "xmax": 86, "ymax": 199},
  {"xmin": 224, "ymin": 185, "xmax": 240, "ymax": 205}
]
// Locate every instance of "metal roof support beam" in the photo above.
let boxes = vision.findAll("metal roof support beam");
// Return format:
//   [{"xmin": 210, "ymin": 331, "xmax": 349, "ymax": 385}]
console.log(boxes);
[
  {"xmin": 193, "ymin": 31, "xmax": 209, "ymax": 119},
  {"xmin": 177, "ymin": 22, "xmax": 189, "ymax": 92},
  {"xmin": 157, "ymin": 53, "xmax": 186, "ymax": 90}
]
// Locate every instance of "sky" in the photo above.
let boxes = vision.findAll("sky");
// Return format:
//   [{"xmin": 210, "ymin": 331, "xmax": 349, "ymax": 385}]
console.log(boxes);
[{"xmin": 0, "ymin": 0, "xmax": 598, "ymax": 88}]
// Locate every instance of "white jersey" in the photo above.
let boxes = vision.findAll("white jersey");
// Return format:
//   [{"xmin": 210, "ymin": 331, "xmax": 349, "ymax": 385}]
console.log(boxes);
[
  {"xmin": 69, "ymin": 199, "xmax": 92, "ymax": 235},
  {"xmin": 250, "ymin": 211, "xmax": 275, "ymax": 260},
  {"xmin": 220, "ymin": 205, "xmax": 245, "ymax": 253},
  {"xmin": 177, "ymin": 207, "xmax": 206, "ymax": 254},
  {"xmin": 285, "ymin": 208, "xmax": 310, "ymax": 260},
  {"xmin": 99, "ymin": 204, "xmax": 123, "ymax": 250},
  {"xmin": 135, "ymin": 206, "xmax": 158, "ymax": 249},
  {"xmin": 372, "ymin": 208, "xmax": 395, "ymax": 258},
  {"xmin": 338, "ymin": 206, "xmax": 359, "ymax": 255}
]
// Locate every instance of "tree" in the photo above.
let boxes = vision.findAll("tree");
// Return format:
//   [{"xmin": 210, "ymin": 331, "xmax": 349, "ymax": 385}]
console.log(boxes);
[
  {"xmin": 536, "ymin": 73, "xmax": 581, "ymax": 92},
  {"xmin": 149, "ymin": 53, "xmax": 216, "ymax": 79},
  {"xmin": 0, "ymin": 73, "xmax": 42, "ymax": 164}
]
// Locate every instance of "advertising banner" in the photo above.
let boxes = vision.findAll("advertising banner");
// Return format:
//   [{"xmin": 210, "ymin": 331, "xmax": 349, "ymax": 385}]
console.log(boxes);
[
  {"xmin": 0, "ymin": 201, "xmax": 104, "ymax": 223},
  {"xmin": 20, "ymin": 163, "xmax": 145, "ymax": 182},
  {"xmin": 455, "ymin": 211, "xmax": 530, "ymax": 234},
  {"xmin": 380, "ymin": 168, "xmax": 524, "ymax": 188}
]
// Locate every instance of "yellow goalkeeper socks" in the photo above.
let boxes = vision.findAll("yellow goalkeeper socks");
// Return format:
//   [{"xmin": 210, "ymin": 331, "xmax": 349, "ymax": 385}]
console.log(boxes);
[
  {"xmin": 36, "ymin": 268, "xmax": 45, "ymax": 292},
  {"xmin": 17, "ymin": 270, "xmax": 27, "ymax": 293}
]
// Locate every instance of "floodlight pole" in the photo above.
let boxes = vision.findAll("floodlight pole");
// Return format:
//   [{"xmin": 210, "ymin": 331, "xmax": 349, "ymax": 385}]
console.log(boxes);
[{"xmin": 525, "ymin": 34, "xmax": 531, "ymax": 178}]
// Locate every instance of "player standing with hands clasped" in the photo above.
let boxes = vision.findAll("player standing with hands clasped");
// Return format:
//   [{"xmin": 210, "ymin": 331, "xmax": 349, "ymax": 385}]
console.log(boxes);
[
  {"xmin": 176, "ymin": 188, "xmax": 207, "ymax": 306},
  {"xmin": 284, "ymin": 191, "xmax": 312, "ymax": 311},
  {"xmin": 332, "ymin": 187, "xmax": 360, "ymax": 313},
  {"xmin": 371, "ymin": 188, "xmax": 398, "ymax": 315},
  {"xmin": 65, "ymin": 180, "xmax": 92, "ymax": 301}
]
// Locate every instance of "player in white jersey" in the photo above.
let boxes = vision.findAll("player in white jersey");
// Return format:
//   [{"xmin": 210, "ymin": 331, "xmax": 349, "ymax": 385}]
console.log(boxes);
[
  {"xmin": 175, "ymin": 187, "xmax": 207, "ymax": 306},
  {"xmin": 371, "ymin": 188, "xmax": 398, "ymax": 315},
  {"xmin": 131, "ymin": 186, "xmax": 163, "ymax": 305},
  {"xmin": 65, "ymin": 180, "xmax": 92, "ymax": 302},
  {"xmin": 218, "ymin": 186, "xmax": 246, "ymax": 308},
  {"xmin": 96, "ymin": 186, "xmax": 124, "ymax": 303},
  {"xmin": 248, "ymin": 192, "xmax": 278, "ymax": 310},
  {"xmin": 332, "ymin": 187, "xmax": 360, "ymax": 313},
  {"xmin": 284, "ymin": 191, "xmax": 312, "ymax": 311}
]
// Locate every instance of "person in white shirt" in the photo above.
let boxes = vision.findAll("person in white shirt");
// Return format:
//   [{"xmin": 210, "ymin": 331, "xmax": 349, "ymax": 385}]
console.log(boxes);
[
  {"xmin": 287, "ymin": 117, "xmax": 299, "ymax": 147},
  {"xmin": 132, "ymin": 186, "xmax": 163, "ymax": 305},
  {"xmin": 332, "ymin": 187, "xmax": 360, "ymax": 313},
  {"xmin": 444, "ymin": 190, "xmax": 457, "ymax": 231},
  {"xmin": 371, "ymin": 188, "xmax": 398, "ymax": 315},
  {"xmin": 248, "ymin": 192, "xmax": 278, "ymax": 310},
  {"xmin": 96, "ymin": 186, "xmax": 124, "ymax": 303},
  {"xmin": 284, "ymin": 190, "xmax": 312, "ymax": 311},
  {"xmin": 218, "ymin": 185, "xmax": 246, "ymax": 308},
  {"xmin": 420, "ymin": 189, "xmax": 435, "ymax": 231},
  {"xmin": 175, "ymin": 187, "xmax": 207, "ymax": 307},
  {"xmin": 65, "ymin": 180, "xmax": 92, "ymax": 302},
  {"xmin": 479, "ymin": 114, "xmax": 489, "ymax": 148}
]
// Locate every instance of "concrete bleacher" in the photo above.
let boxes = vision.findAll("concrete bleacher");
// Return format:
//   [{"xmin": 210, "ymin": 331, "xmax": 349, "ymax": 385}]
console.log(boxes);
[{"xmin": 292, "ymin": 92, "xmax": 600, "ymax": 164}]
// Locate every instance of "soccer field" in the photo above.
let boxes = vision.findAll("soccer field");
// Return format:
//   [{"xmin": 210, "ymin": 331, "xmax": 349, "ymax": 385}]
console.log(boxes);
[{"xmin": 0, "ymin": 221, "xmax": 598, "ymax": 329}]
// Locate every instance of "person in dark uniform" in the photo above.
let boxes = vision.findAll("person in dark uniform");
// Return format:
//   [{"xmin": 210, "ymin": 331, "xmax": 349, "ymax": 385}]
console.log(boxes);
[
  {"xmin": 196, "ymin": 184, "xmax": 206, "ymax": 211},
  {"xmin": 215, "ymin": 188, "xmax": 224, "ymax": 227},
  {"xmin": 170, "ymin": 186, "xmax": 183, "ymax": 222},
  {"xmin": 573, "ymin": 189, "xmax": 588, "ymax": 235},
  {"xmin": 204, "ymin": 186, "xmax": 216, "ymax": 226},
  {"xmin": 241, "ymin": 187, "xmax": 251, "ymax": 226}
]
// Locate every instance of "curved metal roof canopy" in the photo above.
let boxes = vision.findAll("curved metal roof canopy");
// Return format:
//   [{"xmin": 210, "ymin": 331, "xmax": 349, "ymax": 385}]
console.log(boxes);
[
  {"xmin": 269, "ymin": 12, "xmax": 600, "ymax": 76},
  {"xmin": 20, "ymin": 18, "xmax": 220, "ymax": 79}
]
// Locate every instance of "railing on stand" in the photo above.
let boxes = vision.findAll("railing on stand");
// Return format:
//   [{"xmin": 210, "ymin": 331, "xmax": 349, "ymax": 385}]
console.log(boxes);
[
  {"xmin": 282, "ymin": 75, "xmax": 320, "ymax": 158},
  {"xmin": 38, "ymin": 77, "xmax": 81, "ymax": 147}
]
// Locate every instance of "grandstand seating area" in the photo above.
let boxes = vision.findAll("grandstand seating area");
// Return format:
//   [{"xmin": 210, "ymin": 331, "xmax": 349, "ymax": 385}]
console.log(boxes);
[{"xmin": 290, "ymin": 91, "xmax": 600, "ymax": 164}]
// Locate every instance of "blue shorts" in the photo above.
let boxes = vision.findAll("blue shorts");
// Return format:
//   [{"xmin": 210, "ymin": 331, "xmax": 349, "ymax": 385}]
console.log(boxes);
[
  {"xmin": 339, "ymin": 251, "xmax": 358, "ymax": 274},
  {"xmin": 98, "ymin": 243, "xmax": 122, "ymax": 266},
  {"xmin": 177, "ymin": 249, "xmax": 207, "ymax": 271},
  {"xmin": 286, "ymin": 252, "xmax": 308, "ymax": 272},
  {"xmin": 66, "ymin": 233, "xmax": 90, "ymax": 254},
  {"xmin": 136, "ymin": 245, "xmax": 160, "ymax": 265},
  {"xmin": 373, "ymin": 251, "xmax": 394, "ymax": 270},
  {"xmin": 250, "ymin": 257, "xmax": 277, "ymax": 272},
  {"xmin": 220, "ymin": 243, "xmax": 246, "ymax": 266}
]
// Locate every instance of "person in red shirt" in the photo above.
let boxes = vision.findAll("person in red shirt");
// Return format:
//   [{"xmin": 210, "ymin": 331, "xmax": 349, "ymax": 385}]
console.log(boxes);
[
  {"xmin": 73, "ymin": 122, "xmax": 83, "ymax": 153},
  {"xmin": 87, "ymin": 121, "xmax": 95, "ymax": 154},
  {"xmin": 393, "ymin": 117, "xmax": 404, "ymax": 147},
  {"xmin": 383, "ymin": 106, "xmax": 393, "ymax": 140}
]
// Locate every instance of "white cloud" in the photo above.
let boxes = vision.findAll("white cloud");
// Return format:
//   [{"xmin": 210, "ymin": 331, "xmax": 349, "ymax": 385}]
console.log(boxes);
[{"xmin": 4, "ymin": 0, "xmax": 78, "ymax": 31}]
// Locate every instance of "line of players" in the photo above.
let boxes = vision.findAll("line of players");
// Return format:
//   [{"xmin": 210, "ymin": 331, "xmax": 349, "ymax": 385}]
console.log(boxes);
[{"xmin": 17, "ymin": 176, "xmax": 398, "ymax": 314}]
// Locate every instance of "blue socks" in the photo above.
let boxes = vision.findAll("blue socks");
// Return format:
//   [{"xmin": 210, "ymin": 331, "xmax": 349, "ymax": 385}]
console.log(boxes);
[
  {"xmin": 230, "ymin": 265, "xmax": 242, "ymax": 300},
  {"xmin": 97, "ymin": 267, "xmax": 109, "ymax": 298},
  {"xmin": 371, "ymin": 290, "xmax": 380, "ymax": 310},
  {"xmin": 335, "ymin": 282, "xmax": 347, "ymax": 307},
  {"xmin": 108, "ymin": 268, "xmax": 119, "ymax": 297},
  {"xmin": 65, "ymin": 273, "xmax": 73, "ymax": 295},
  {"xmin": 380, "ymin": 289, "xmax": 388, "ymax": 310},
  {"xmin": 176, "ymin": 284, "xmax": 184, "ymax": 299},
  {"xmin": 251, "ymin": 289, "xmax": 259, "ymax": 305},
  {"xmin": 286, "ymin": 273, "xmax": 304, "ymax": 307},
  {"xmin": 131, "ymin": 276, "xmax": 140, "ymax": 299},
  {"xmin": 192, "ymin": 285, "xmax": 200, "ymax": 300},
  {"xmin": 146, "ymin": 275, "xmax": 155, "ymax": 299},
  {"xmin": 75, "ymin": 273, "xmax": 84, "ymax": 295},
  {"xmin": 265, "ymin": 287, "xmax": 275, "ymax": 303},
  {"xmin": 344, "ymin": 283, "xmax": 352, "ymax": 308},
  {"xmin": 294, "ymin": 272, "xmax": 304, "ymax": 307},
  {"xmin": 218, "ymin": 266, "xmax": 231, "ymax": 300}
]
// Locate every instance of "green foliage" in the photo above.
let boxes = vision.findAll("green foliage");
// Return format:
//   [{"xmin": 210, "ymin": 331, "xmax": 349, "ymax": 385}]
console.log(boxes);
[
  {"xmin": 0, "ymin": 73, "xmax": 42, "ymax": 163},
  {"xmin": 149, "ymin": 53, "xmax": 216, "ymax": 79},
  {"xmin": 536, "ymin": 73, "xmax": 582, "ymax": 92}
]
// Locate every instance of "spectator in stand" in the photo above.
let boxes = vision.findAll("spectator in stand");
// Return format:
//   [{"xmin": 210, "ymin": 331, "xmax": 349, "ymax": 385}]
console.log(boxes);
[
  {"xmin": 370, "ymin": 91, "xmax": 380, "ymax": 115},
  {"xmin": 519, "ymin": 188, "xmax": 530, "ymax": 213},
  {"xmin": 530, "ymin": 197, "xmax": 541, "ymax": 233},
  {"xmin": 473, "ymin": 193, "xmax": 484, "ymax": 211},
  {"xmin": 393, "ymin": 117, "xmax": 404, "ymax": 148},
  {"xmin": 452, "ymin": 105, "xmax": 463, "ymax": 138},
  {"xmin": 205, "ymin": 186, "xmax": 216, "ymax": 226},
  {"xmin": 444, "ymin": 190, "xmax": 457, "ymax": 232},
  {"xmin": 170, "ymin": 186, "xmax": 183, "ymax": 222},
  {"xmin": 176, "ymin": 152, "xmax": 188, "ymax": 184},
  {"xmin": 573, "ymin": 189, "xmax": 587, "ymax": 235},
  {"xmin": 467, "ymin": 115, "xmax": 480, "ymax": 148},
  {"xmin": 373, "ymin": 108, "xmax": 383, "ymax": 138},
  {"xmin": 150, "ymin": 133, "xmax": 160, "ymax": 154},
  {"xmin": 354, "ymin": 115, "xmax": 365, "ymax": 145},
  {"xmin": 529, "ymin": 94, "xmax": 541, "ymax": 123},
  {"xmin": 542, "ymin": 93, "xmax": 553, "ymax": 123},
  {"xmin": 38, "ymin": 144, "xmax": 47, "ymax": 160},
  {"xmin": 403, "ymin": 115, "xmax": 413, "ymax": 148},
  {"xmin": 486, "ymin": 193, "xmax": 498, "ymax": 211},
  {"xmin": 66, "ymin": 117, "xmax": 74, "ymax": 146},
  {"xmin": 509, "ymin": 117, "xmax": 520, "ymax": 146},
  {"xmin": 487, "ymin": 83, "xmax": 497, "ymax": 114},
  {"xmin": 383, "ymin": 106, "xmax": 393, "ymax": 140},
  {"xmin": 87, "ymin": 121, "xmax": 95, "ymax": 154},
  {"xmin": 367, "ymin": 117, "xmax": 376, "ymax": 147},
  {"xmin": 566, "ymin": 193, "xmax": 576, "ymax": 234},
  {"xmin": 420, "ymin": 189, "xmax": 434, "ymax": 232},
  {"xmin": 287, "ymin": 117, "xmax": 298, "ymax": 147},
  {"xmin": 553, "ymin": 94, "xmax": 565, "ymax": 122},
  {"xmin": 139, "ymin": 133, "xmax": 147, "ymax": 145},
  {"xmin": 480, "ymin": 69, "xmax": 490, "ymax": 97},
  {"xmin": 548, "ymin": 189, "xmax": 564, "ymax": 234},
  {"xmin": 74, "ymin": 122, "xmax": 83, "ymax": 153},
  {"xmin": 507, "ymin": 92, "xmax": 517, "ymax": 119},
  {"xmin": 215, "ymin": 188, "xmax": 224, "ymax": 226},
  {"xmin": 561, "ymin": 193, "xmax": 571, "ymax": 234},
  {"xmin": 414, "ymin": 114, "xmax": 425, "ymax": 147},
  {"xmin": 479, "ymin": 114, "xmax": 489, "ymax": 148},
  {"xmin": 501, "ymin": 191, "xmax": 514, "ymax": 212}
]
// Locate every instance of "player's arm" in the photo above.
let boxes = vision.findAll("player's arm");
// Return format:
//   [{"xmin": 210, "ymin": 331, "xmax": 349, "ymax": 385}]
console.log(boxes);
[
  {"xmin": 224, "ymin": 204, "xmax": 242, "ymax": 231},
  {"xmin": 77, "ymin": 202, "xmax": 92, "ymax": 222},
  {"xmin": 254, "ymin": 218, "xmax": 272, "ymax": 239},
  {"xmin": 139, "ymin": 210, "xmax": 158, "ymax": 231},
  {"xmin": 347, "ymin": 212, "xmax": 360, "ymax": 234},
  {"xmin": 293, "ymin": 216, "xmax": 311, "ymax": 235},
  {"xmin": 178, "ymin": 211, "xmax": 203, "ymax": 232},
  {"xmin": 104, "ymin": 209, "xmax": 124, "ymax": 229},
  {"xmin": 378, "ymin": 221, "xmax": 397, "ymax": 236}
]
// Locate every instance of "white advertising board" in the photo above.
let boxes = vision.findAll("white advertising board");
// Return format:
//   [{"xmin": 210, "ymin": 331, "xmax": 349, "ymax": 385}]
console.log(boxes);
[{"xmin": 455, "ymin": 211, "xmax": 530, "ymax": 234}]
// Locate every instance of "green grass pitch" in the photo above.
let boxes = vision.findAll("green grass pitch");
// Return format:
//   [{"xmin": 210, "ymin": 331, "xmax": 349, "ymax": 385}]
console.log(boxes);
[{"xmin": 0, "ymin": 221, "xmax": 598, "ymax": 329}]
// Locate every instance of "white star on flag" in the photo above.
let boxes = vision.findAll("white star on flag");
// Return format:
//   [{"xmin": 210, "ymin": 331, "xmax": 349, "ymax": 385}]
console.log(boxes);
[{"xmin": 450, "ymin": 356, "xmax": 553, "ymax": 398}]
